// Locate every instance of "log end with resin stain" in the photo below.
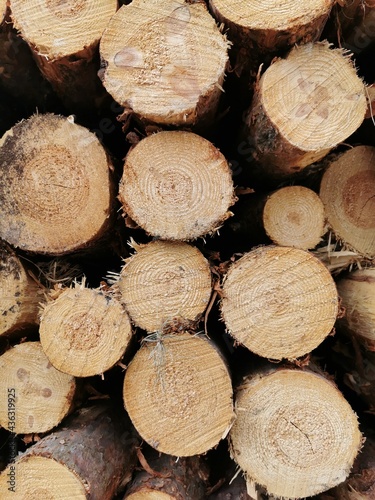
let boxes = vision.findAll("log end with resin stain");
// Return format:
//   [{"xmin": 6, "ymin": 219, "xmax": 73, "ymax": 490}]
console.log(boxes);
[
  {"xmin": 320, "ymin": 146, "xmax": 375, "ymax": 259},
  {"xmin": 229, "ymin": 368, "xmax": 362, "ymax": 499},
  {"xmin": 263, "ymin": 185, "xmax": 326, "ymax": 250},
  {"xmin": 39, "ymin": 282, "xmax": 133, "ymax": 377},
  {"xmin": 243, "ymin": 42, "xmax": 367, "ymax": 177},
  {"xmin": 0, "ymin": 113, "xmax": 115, "ymax": 255},
  {"xmin": 118, "ymin": 131, "xmax": 236, "ymax": 240},
  {"xmin": 123, "ymin": 333, "xmax": 234, "ymax": 457},
  {"xmin": 0, "ymin": 241, "xmax": 42, "ymax": 337},
  {"xmin": 116, "ymin": 240, "xmax": 212, "ymax": 333},
  {"xmin": 0, "ymin": 403, "xmax": 139, "ymax": 500},
  {"xmin": 99, "ymin": 0, "xmax": 230, "ymax": 128},
  {"xmin": 0, "ymin": 341, "xmax": 76, "ymax": 434},
  {"xmin": 221, "ymin": 245, "xmax": 339, "ymax": 360}
]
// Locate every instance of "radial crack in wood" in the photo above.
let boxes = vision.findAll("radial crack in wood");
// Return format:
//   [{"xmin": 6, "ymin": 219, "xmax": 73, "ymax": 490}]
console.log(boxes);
[{"xmin": 221, "ymin": 245, "xmax": 339, "ymax": 360}]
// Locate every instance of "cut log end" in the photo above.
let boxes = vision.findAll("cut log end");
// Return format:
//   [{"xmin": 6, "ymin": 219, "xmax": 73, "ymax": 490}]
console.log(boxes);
[
  {"xmin": 99, "ymin": 0, "xmax": 229, "ymax": 127},
  {"xmin": 117, "ymin": 240, "xmax": 212, "ymax": 333},
  {"xmin": 320, "ymin": 145, "xmax": 375, "ymax": 259},
  {"xmin": 0, "ymin": 342, "xmax": 76, "ymax": 434},
  {"xmin": 118, "ymin": 131, "xmax": 235, "ymax": 240},
  {"xmin": 40, "ymin": 283, "xmax": 133, "ymax": 377},
  {"xmin": 123, "ymin": 333, "xmax": 234, "ymax": 457},
  {"xmin": 221, "ymin": 245, "xmax": 339, "ymax": 360},
  {"xmin": 0, "ymin": 113, "xmax": 114, "ymax": 255},
  {"xmin": 229, "ymin": 369, "xmax": 362, "ymax": 499},
  {"xmin": 263, "ymin": 186, "xmax": 326, "ymax": 249}
]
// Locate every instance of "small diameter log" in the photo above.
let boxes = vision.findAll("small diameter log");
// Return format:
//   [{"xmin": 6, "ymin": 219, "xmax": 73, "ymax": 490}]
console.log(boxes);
[
  {"xmin": 229, "ymin": 368, "xmax": 362, "ymax": 499},
  {"xmin": 337, "ymin": 266, "xmax": 375, "ymax": 350},
  {"xmin": 116, "ymin": 240, "xmax": 212, "ymax": 333},
  {"xmin": 123, "ymin": 333, "xmax": 234, "ymax": 457},
  {"xmin": 0, "ymin": 241, "xmax": 42, "ymax": 337},
  {"xmin": 320, "ymin": 146, "xmax": 375, "ymax": 259},
  {"xmin": 0, "ymin": 113, "xmax": 115, "ymax": 255},
  {"xmin": 209, "ymin": 0, "xmax": 334, "ymax": 74},
  {"xmin": 99, "ymin": 0, "xmax": 229, "ymax": 128},
  {"xmin": 263, "ymin": 186, "xmax": 326, "ymax": 249},
  {"xmin": 124, "ymin": 448, "xmax": 209, "ymax": 499},
  {"xmin": 221, "ymin": 245, "xmax": 339, "ymax": 360},
  {"xmin": 118, "ymin": 131, "xmax": 236, "ymax": 240},
  {"xmin": 243, "ymin": 42, "xmax": 367, "ymax": 177},
  {"xmin": 0, "ymin": 341, "xmax": 76, "ymax": 434},
  {"xmin": 39, "ymin": 282, "xmax": 133, "ymax": 377},
  {"xmin": 0, "ymin": 403, "xmax": 139, "ymax": 499},
  {"xmin": 10, "ymin": 0, "xmax": 118, "ymax": 114}
]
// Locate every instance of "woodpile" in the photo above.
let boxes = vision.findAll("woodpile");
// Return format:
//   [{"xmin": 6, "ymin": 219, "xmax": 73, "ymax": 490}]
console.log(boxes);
[{"xmin": 0, "ymin": 1, "xmax": 374, "ymax": 499}]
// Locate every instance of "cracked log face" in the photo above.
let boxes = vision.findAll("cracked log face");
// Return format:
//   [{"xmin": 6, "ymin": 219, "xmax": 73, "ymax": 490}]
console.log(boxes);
[
  {"xmin": 0, "ymin": 113, "xmax": 115, "ymax": 255},
  {"xmin": 320, "ymin": 145, "xmax": 375, "ymax": 259},
  {"xmin": 221, "ymin": 245, "xmax": 339, "ymax": 360},
  {"xmin": 118, "ymin": 130, "xmax": 236, "ymax": 240},
  {"xmin": 99, "ymin": 0, "xmax": 229, "ymax": 127},
  {"xmin": 116, "ymin": 240, "xmax": 212, "ymax": 333},
  {"xmin": 229, "ymin": 369, "xmax": 362, "ymax": 499},
  {"xmin": 0, "ymin": 342, "xmax": 76, "ymax": 434}
]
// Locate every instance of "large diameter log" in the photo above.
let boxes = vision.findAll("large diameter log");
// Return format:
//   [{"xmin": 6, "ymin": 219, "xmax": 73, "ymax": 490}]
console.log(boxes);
[
  {"xmin": 320, "ymin": 146, "xmax": 375, "ymax": 259},
  {"xmin": 337, "ymin": 267, "xmax": 375, "ymax": 349},
  {"xmin": 124, "ymin": 449, "xmax": 209, "ymax": 499},
  {"xmin": 99, "ymin": 0, "xmax": 229, "ymax": 128},
  {"xmin": 10, "ymin": 0, "xmax": 118, "ymax": 114},
  {"xmin": 118, "ymin": 131, "xmax": 236, "ymax": 240},
  {"xmin": 0, "ymin": 241, "xmax": 42, "ymax": 337},
  {"xmin": 0, "ymin": 113, "xmax": 115, "ymax": 255},
  {"xmin": 116, "ymin": 240, "xmax": 212, "ymax": 333},
  {"xmin": 229, "ymin": 368, "xmax": 362, "ymax": 499},
  {"xmin": 243, "ymin": 42, "xmax": 367, "ymax": 177},
  {"xmin": 39, "ymin": 282, "xmax": 133, "ymax": 377},
  {"xmin": 0, "ymin": 342, "xmax": 76, "ymax": 434},
  {"xmin": 221, "ymin": 245, "xmax": 338, "ymax": 360},
  {"xmin": 123, "ymin": 333, "xmax": 234, "ymax": 457},
  {"xmin": 0, "ymin": 403, "xmax": 139, "ymax": 499}
]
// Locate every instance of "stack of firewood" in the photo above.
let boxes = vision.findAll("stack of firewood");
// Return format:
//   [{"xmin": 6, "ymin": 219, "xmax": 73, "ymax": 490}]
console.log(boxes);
[{"xmin": 0, "ymin": 1, "xmax": 374, "ymax": 499}]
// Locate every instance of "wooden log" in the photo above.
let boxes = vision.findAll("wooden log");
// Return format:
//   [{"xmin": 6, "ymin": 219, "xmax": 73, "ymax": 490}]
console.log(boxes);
[
  {"xmin": 221, "ymin": 245, "xmax": 339, "ymax": 360},
  {"xmin": 118, "ymin": 131, "xmax": 236, "ymax": 240},
  {"xmin": 123, "ymin": 332, "xmax": 234, "ymax": 457},
  {"xmin": 0, "ymin": 403, "xmax": 139, "ymax": 499},
  {"xmin": 9, "ymin": 0, "xmax": 118, "ymax": 116},
  {"xmin": 0, "ymin": 241, "xmax": 42, "ymax": 337},
  {"xmin": 242, "ymin": 42, "xmax": 367, "ymax": 177},
  {"xmin": 320, "ymin": 146, "xmax": 375, "ymax": 259},
  {"xmin": 229, "ymin": 367, "xmax": 362, "ymax": 499},
  {"xmin": 0, "ymin": 341, "xmax": 77, "ymax": 434},
  {"xmin": 209, "ymin": 0, "xmax": 334, "ymax": 76},
  {"xmin": 124, "ymin": 448, "xmax": 209, "ymax": 499},
  {"xmin": 0, "ymin": 113, "xmax": 115, "ymax": 255},
  {"xmin": 99, "ymin": 0, "xmax": 230, "ymax": 128},
  {"xmin": 116, "ymin": 240, "xmax": 212, "ymax": 333},
  {"xmin": 39, "ymin": 281, "xmax": 133, "ymax": 377},
  {"xmin": 337, "ymin": 0, "xmax": 375, "ymax": 54}
]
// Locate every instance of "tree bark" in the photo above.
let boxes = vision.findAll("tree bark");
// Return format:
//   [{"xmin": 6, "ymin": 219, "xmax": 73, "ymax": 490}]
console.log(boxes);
[
  {"xmin": 0, "ymin": 403, "xmax": 139, "ymax": 499},
  {"xmin": 229, "ymin": 367, "xmax": 362, "ymax": 499},
  {"xmin": 124, "ymin": 448, "xmax": 209, "ymax": 499},
  {"xmin": 221, "ymin": 245, "xmax": 338, "ymax": 360},
  {"xmin": 0, "ymin": 113, "xmax": 116, "ymax": 255},
  {"xmin": 99, "ymin": 0, "xmax": 230, "ymax": 129},
  {"xmin": 338, "ymin": 0, "xmax": 375, "ymax": 55},
  {"xmin": 242, "ymin": 42, "xmax": 367, "ymax": 177},
  {"xmin": 0, "ymin": 341, "xmax": 77, "ymax": 434},
  {"xmin": 320, "ymin": 146, "xmax": 375, "ymax": 259},
  {"xmin": 123, "ymin": 332, "xmax": 234, "ymax": 457},
  {"xmin": 118, "ymin": 130, "xmax": 236, "ymax": 240},
  {"xmin": 39, "ymin": 281, "xmax": 133, "ymax": 377},
  {"xmin": 9, "ymin": 0, "xmax": 118, "ymax": 116},
  {"xmin": 0, "ymin": 241, "xmax": 42, "ymax": 337}
]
